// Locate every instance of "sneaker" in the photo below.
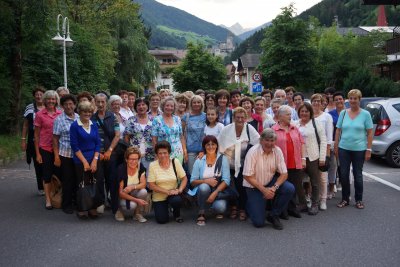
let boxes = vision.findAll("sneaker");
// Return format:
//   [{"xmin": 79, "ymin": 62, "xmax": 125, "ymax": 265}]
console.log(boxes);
[
  {"xmin": 308, "ymin": 204, "xmax": 319, "ymax": 215},
  {"xmin": 114, "ymin": 210, "xmax": 125, "ymax": 222},
  {"xmin": 134, "ymin": 214, "xmax": 147, "ymax": 223},
  {"xmin": 333, "ymin": 184, "xmax": 337, "ymax": 193},
  {"xmin": 266, "ymin": 215, "xmax": 283, "ymax": 230},
  {"xmin": 305, "ymin": 194, "xmax": 311, "ymax": 208},
  {"xmin": 38, "ymin": 190, "xmax": 45, "ymax": 196},
  {"xmin": 319, "ymin": 200, "xmax": 327, "ymax": 211},
  {"xmin": 96, "ymin": 204, "xmax": 105, "ymax": 214}
]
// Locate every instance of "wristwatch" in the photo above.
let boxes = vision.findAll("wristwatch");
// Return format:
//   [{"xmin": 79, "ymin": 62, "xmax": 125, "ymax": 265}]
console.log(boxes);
[{"xmin": 273, "ymin": 184, "xmax": 279, "ymax": 190}]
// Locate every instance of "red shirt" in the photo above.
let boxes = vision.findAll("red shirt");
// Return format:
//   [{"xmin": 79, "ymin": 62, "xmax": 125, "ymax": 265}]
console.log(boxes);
[
  {"xmin": 286, "ymin": 132, "xmax": 296, "ymax": 169},
  {"xmin": 34, "ymin": 108, "xmax": 62, "ymax": 152},
  {"xmin": 272, "ymin": 123, "xmax": 304, "ymax": 170}
]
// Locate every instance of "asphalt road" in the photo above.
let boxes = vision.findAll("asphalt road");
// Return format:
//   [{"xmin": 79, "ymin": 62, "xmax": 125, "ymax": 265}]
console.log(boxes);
[{"xmin": 0, "ymin": 160, "xmax": 399, "ymax": 266}]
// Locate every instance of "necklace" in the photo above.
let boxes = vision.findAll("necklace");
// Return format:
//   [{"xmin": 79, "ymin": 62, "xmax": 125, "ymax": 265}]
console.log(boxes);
[{"xmin": 206, "ymin": 155, "xmax": 217, "ymax": 167}]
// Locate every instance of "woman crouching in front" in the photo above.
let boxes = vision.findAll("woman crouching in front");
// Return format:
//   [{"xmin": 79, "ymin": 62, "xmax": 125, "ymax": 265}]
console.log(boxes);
[
  {"xmin": 115, "ymin": 147, "xmax": 148, "ymax": 223},
  {"xmin": 148, "ymin": 141, "xmax": 188, "ymax": 224},
  {"xmin": 190, "ymin": 135, "xmax": 231, "ymax": 226}
]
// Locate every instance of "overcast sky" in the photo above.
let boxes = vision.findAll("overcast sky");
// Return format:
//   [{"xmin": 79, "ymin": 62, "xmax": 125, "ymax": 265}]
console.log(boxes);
[{"xmin": 156, "ymin": 0, "xmax": 323, "ymax": 29}]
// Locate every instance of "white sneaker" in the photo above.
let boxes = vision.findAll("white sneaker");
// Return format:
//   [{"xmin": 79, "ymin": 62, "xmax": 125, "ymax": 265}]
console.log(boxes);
[
  {"xmin": 96, "ymin": 204, "xmax": 105, "ymax": 214},
  {"xmin": 38, "ymin": 190, "xmax": 45, "ymax": 196},
  {"xmin": 134, "ymin": 214, "xmax": 147, "ymax": 223},
  {"xmin": 319, "ymin": 200, "xmax": 327, "ymax": 211},
  {"xmin": 114, "ymin": 210, "xmax": 125, "ymax": 222},
  {"xmin": 305, "ymin": 194, "xmax": 312, "ymax": 208}
]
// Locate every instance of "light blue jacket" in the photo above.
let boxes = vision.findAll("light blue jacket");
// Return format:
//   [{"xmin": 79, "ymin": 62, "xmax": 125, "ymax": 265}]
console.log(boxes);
[{"xmin": 188, "ymin": 153, "xmax": 231, "ymax": 196}]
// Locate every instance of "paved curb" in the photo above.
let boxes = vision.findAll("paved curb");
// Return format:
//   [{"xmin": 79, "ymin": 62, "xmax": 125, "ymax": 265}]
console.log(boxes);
[{"xmin": 0, "ymin": 152, "xmax": 25, "ymax": 167}]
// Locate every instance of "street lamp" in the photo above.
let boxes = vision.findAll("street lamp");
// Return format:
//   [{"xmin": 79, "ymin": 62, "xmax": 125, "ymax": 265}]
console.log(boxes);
[{"xmin": 52, "ymin": 14, "xmax": 74, "ymax": 89}]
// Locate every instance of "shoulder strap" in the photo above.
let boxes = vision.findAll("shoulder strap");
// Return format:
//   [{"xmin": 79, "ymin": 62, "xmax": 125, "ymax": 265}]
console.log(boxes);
[
  {"xmin": 311, "ymin": 118, "xmax": 321, "ymax": 150},
  {"xmin": 338, "ymin": 109, "xmax": 347, "ymax": 142},
  {"xmin": 246, "ymin": 123, "xmax": 250, "ymax": 142},
  {"xmin": 172, "ymin": 158, "xmax": 178, "ymax": 182}
]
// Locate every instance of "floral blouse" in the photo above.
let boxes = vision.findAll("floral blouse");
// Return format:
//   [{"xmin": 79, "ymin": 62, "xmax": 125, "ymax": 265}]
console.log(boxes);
[
  {"xmin": 151, "ymin": 115, "xmax": 183, "ymax": 161},
  {"xmin": 124, "ymin": 116, "xmax": 155, "ymax": 161}
]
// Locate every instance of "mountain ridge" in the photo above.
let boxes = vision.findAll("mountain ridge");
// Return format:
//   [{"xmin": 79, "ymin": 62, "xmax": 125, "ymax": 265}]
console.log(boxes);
[{"xmin": 135, "ymin": 0, "xmax": 236, "ymax": 49}]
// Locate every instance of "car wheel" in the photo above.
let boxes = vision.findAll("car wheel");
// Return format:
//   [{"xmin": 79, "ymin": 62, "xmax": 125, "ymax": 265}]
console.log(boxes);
[{"xmin": 385, "ymin": 141, "xmax": 400, "ymax": 168}]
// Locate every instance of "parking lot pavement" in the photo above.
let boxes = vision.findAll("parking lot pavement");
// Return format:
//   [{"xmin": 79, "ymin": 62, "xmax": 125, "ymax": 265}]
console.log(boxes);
[
  {"xmin": 364, "ymin": 157, "xmax": 400, "ymax": 187},
  {"xmin": 0, "ymin": 160, "xmax": 399, "ymax": 266}
]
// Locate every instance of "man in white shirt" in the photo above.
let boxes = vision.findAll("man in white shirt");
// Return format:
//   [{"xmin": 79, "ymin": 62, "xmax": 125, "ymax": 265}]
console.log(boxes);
[
  {"xmin": 118, "ymin": 90, "xmax": 134, "ymax": 121},
  {"xmin": 266, "ymin": 89, "xmax": 299, "ymax": 120}
]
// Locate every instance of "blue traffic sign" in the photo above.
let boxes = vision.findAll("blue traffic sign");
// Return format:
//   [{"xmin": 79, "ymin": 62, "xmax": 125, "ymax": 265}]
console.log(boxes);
[{"xmin": 252, "ymin": 82, "xmax": 262, "ymax": 93}]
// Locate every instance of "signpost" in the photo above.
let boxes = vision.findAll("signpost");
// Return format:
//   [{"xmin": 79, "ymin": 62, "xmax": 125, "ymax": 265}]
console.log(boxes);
[
  {"xmin": 251, "ymin": 71, "xmax": 263, "ymax": 94},
  {"xmin": 252, "ymin": 82, "xmax": 262, "ymax": 93}
]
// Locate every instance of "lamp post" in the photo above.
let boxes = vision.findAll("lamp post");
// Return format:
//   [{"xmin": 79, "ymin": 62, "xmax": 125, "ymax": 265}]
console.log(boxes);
[{"xmin": 52, "ymin": 14, "xmax": 74, "ymax": 89}]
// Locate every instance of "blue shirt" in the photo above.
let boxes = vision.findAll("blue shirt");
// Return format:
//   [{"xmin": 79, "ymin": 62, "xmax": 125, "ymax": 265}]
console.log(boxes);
[
  {"xmin": 189, "ymin": 153, "xmax": 230, "ymax": 196},
  {"xmin": 337, "ymin": 109, "xmax": 373, "ymax": 151},
  {"xmin": 182, "ymin": 112, "xmax": 206, "ymax": 153},
  {"xmin": 70, "ymin": 119, "xmax": 101, "ymax": 164},
  {"xmin": 53, "ymin": 112, "xmax": 79, "ymax": 158}
]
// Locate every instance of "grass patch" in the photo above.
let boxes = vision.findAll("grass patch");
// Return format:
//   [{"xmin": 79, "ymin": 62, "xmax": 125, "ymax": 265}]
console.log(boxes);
[
  {"xmin": 157, "ymin": 25, "xmax": 217, "ymax": 45},
  {"xmin": 0, "ymin": 135, "xmax": 21, "ymax": 159}
]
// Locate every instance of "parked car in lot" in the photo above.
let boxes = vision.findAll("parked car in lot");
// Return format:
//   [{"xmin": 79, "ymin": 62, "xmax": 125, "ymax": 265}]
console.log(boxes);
[{"xmin": 365, "ymin": 98, "xmax": 400, "ymax": 168}]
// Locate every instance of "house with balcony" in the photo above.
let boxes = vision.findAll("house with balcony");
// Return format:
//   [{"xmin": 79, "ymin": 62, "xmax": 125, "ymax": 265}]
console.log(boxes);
[
  {"xmin": 148, "ymin": 49, "xmax": 187, "ymax": 92},
  {"xmin": 237, "ymin": 53, "xmax": 261, "ymax": 92}
]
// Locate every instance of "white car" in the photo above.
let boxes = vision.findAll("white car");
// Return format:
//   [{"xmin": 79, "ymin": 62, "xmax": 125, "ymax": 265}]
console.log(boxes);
[{"xmin": 365, "ymin": 98, "xmax": 400, "ymax": 167}]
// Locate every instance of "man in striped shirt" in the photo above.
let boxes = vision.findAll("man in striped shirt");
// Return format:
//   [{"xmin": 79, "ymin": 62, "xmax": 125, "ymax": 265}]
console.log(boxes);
[{"xmin": 243, "ymin": 128, "xmax": 294, "ymax": 230}]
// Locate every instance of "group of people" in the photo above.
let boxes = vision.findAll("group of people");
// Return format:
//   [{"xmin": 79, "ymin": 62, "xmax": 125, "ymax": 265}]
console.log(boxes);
[{"xmin": 21, "ymin": 85, "xmax": 373, "ymax": 230}]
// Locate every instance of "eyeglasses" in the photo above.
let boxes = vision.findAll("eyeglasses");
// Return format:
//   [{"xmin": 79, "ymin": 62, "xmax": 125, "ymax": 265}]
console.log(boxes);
[{"xmin": 127, "ymin": 157, "xmax": 139, "ymax": 161}]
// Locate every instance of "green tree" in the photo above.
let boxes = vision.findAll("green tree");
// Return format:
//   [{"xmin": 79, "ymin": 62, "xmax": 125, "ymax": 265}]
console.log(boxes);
[
  {"xmin": 172, "ymin": 42, "xmax": 227, "ymax": 92},
  {"xmin": 259, "ymin": 4, "xmax": 317, "ymax": 89}
]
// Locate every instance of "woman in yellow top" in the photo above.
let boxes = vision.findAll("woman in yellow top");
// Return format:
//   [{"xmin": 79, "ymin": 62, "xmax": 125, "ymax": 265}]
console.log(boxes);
[
  {"xmin": 148, "ymin": 141, "xmax": 188, "ymax": 224},
  {"xmin": 116, "ymin": 147, "xmax": 148, "ymax": 223}
]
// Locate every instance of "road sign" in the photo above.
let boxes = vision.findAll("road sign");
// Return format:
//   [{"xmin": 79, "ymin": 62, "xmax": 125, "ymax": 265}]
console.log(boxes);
[
  {"xmin": 252, "ymin": 72, "xmax": 262, "ymax": 82},
  {"xmin": 252, "ymin": 82, "xmax": 262, "ymax": 93}
]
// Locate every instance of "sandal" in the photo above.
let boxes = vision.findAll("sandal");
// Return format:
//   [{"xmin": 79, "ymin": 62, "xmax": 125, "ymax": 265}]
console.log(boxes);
[
  {"xmin": 337, "ymin": 200, "xmax": 349, "ymax": 208},
  {"xmin": 196, "ymin": 214, "xmax": 206, "ymax": 226},
  {"xmin": 229, "ymin": 207, "xmax": 238, "ymax": 219},
  {"xmin": 355, "ymin": 201, "xmax": 364, "ymax": 209},
  {"xmin": 215, "ymin": 214, "xmax": 224, "ymax": 219},
  {"xmin": 175, "ymin": 216, "xmax": 184, "ymax": 223},
  {"xmin": 239, "ymin": 210, "xmax": 247, "ymax": 221}
]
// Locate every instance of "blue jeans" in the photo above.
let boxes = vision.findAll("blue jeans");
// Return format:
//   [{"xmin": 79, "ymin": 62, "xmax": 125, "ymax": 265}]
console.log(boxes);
[
  {"xmin": 197, "ymin": 184, "xmax": 227, "ymax": 214},
  {"xmin": 246, "ymin": 177, "xmax": 295, "ymax": 228},
  {"xmin": 338, "ymin": 148, "xmax": 365, "ymax": 202}
]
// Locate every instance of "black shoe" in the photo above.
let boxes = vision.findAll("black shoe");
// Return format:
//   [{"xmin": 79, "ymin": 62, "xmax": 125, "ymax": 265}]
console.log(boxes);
[
  {"xmin": 63, "ymin": 207, "xmax": 74, "ymax": 214},
  {"xmin": 45, "ymin": 204, "xmax": 53, "ymax": 210},
  {"xmin": 266, "ymin": 215, "xmax": 283, "ymax": 230},
  {"xmin": 279, "ymin": 211, "xmax": 289, "ymax": 220},
  {"xmin": 288, "ymin": 209, "xmax": 302, "ymax": 218}
]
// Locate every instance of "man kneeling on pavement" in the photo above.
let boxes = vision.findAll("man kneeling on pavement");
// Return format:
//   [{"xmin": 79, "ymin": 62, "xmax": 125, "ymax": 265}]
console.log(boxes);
[{"xmin": 243, "ymin": 128, "xmax": 295, "ymax": 230}]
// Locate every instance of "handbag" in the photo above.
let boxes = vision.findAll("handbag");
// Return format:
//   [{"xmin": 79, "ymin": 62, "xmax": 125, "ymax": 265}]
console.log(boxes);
[
  {"xmin": 213, "ymin": 155, "xmax": 238, "ymax": 201},
  {"xmin": 311, "ymin": 118, "xmax": 330, "ymax": 172},
  {"xmin": 50, "ymin": 175, "xmax": 62, "ymax": 209},
  {"xmin": 76, "ymin": 171, "xmax": 100, "ymax": 211}
]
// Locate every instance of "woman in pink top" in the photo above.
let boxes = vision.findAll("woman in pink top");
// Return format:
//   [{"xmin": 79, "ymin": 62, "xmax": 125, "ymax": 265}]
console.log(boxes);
[
  {"xmin": 34, "ymin": 90, "xmax": 62, "ymax": 210},
  {"xmin": 272, "ymin": 105, "xmax": 306, "ymax": 218}
]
